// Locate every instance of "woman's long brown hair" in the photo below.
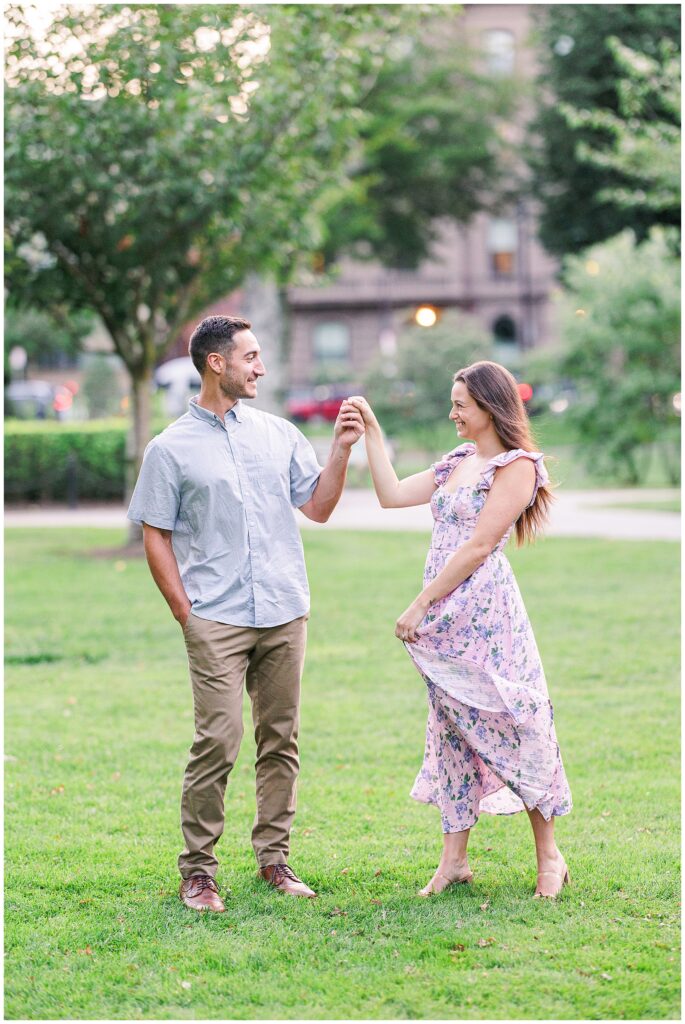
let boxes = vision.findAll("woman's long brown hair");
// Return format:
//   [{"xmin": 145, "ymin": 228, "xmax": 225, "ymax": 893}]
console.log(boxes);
[{"xmin": 453, "ymin": 360, "xmax": 554, "ymax": 545}]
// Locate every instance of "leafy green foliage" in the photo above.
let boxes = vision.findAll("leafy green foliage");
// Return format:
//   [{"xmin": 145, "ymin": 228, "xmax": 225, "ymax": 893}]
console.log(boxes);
[
  {"xmin": 528, "ymin": 4, "xmax": 681, "ymax": 256},
  {"xmin": 319, "ymin": 25, "xmax": 516, "ymax": 268},
  {"xmin": 81, "ymin": 355, "xmax": 124, "ymax": 418},
  {"xmin": 557, "ymin": 228, "xmax": 680, "ymax": 483},
  {"xmin": 560, "ymin": 38, "xmax": 680, "ymax": 216},
  {"xmin": 4, "ymin": 305, "xmax": 93, "ymax": 369},
  {"xmin": 5, "ymin": 420, "xmax": 128, "ymax": 501},
  {"xmin": 4, "ymin": 3, "xmax": 413, "ymax": 459},
  {"xmin": 363, "ymin": 311, "xmax": 491, "ymax": 441}
]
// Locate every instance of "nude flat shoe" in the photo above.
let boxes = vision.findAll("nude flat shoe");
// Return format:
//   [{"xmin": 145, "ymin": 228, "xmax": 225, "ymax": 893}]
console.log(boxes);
[
  {"xmin": 533, "ymin": 861, "xmax": 570, "ymax": 899},
  {"xmin": 418, "ymin": 868, "xmax": 473, "ymax": 897}
]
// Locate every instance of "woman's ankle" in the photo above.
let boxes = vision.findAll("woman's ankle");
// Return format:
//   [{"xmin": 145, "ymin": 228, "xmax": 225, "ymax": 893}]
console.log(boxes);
[
  {"xmin": 438, "ymin": 855, "xmax": 470, "ymax": 875},
  {"xmin": 536, "ymin": 846, "xmax": 563, "ymax": 870}
]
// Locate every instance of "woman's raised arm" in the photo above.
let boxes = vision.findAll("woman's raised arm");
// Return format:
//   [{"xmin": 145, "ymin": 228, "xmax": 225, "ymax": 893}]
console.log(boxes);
[{"xmin": 342, "ymin": 396, "xmax": 436, "ymax": 508}]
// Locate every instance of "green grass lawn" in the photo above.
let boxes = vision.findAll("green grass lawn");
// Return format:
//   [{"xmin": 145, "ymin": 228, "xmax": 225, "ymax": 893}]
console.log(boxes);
[
  {"xmin": 595, "ymin": 500, "xmax": 681, "ymax": 515},
  {"xmin": 5, "ymin": 529, "xmax": 680, "ymax": 1020}
]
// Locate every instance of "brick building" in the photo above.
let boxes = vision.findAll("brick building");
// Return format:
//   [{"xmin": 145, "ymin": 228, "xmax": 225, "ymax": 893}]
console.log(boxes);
[{"xmin": 285, "ymin": 4, "xmax": 560, "ymax": 389}]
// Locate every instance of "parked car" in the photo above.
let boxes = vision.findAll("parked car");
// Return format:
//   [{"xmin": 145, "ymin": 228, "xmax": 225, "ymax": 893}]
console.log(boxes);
[
  {"xmin": 526, "ymin": 381, "xmax": 578, "ymax": 417},
  {"xmin": 154, "ymin": 357, "xmax": 201, "ymax": 417},
  {"xmin": 5, "ymin": 380, "xmax": 74, "ymax": 420},
  {"xmin": 285, "ymin": 384, "xmax": 361, "ymax": 424}
]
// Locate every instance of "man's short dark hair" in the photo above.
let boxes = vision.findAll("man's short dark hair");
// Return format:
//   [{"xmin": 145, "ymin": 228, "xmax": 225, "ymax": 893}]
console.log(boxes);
[{"xmin": 189, "ymin": 316, "xmax": 252, "ymax": 375}]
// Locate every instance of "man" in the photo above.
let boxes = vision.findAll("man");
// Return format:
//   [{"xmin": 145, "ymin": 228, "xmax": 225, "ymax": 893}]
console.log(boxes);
[{"xmin": 127, "ymin": 315, "xmax": 364, "ymax": 912}]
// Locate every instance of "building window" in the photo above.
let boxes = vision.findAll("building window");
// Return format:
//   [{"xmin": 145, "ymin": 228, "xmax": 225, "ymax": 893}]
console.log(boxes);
[
  {"xmin": 492, "ymin": 314, "xmax": 521, "ymax": 368},
  {"xmin": 483, "ymin": 29, "xmax": 515, "ymax": 76},
  {"xmin": 493, "ymin": 314, "xmax": 517, "ymax": 345},
  {"xmin": 312, "ymin": 322, "xmax": 350, "ymax": 365},
  {"xmin": 487, "ymin": 218, "xmax": 517, "ymax": 278}
]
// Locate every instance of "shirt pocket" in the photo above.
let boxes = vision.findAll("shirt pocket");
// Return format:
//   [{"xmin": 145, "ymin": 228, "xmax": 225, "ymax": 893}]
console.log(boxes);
[{"xmin": 244, "ymin": 453, "xmax": 289, "ymax": 499}]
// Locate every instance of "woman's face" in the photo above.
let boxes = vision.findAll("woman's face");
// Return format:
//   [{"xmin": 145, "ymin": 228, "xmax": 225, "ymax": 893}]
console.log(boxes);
[{"xmin": 449, "ymin": 380, "xmax": 492, "ymax": 440}]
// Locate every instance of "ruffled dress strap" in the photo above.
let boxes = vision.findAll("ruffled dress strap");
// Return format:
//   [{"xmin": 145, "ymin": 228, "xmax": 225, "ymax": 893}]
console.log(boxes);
[
  {"xmin": 477, "ymin": 449, "xmax": 549, "ymax": 508},
  {"xmin": 431, "ymin": 442, "xmax": 475, "ymax": 487}
]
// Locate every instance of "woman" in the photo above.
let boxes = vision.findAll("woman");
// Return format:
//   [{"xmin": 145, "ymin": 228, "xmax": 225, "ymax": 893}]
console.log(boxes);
[{"xmin": 344, "ymin": 361, "xmax": 572, "ymax": 898}]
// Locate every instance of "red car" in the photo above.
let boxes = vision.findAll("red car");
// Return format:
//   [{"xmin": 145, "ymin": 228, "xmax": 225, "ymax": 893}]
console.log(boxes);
[{"xmin": 286, "ymin": 385, "xmax": 360, "ymax": 423}]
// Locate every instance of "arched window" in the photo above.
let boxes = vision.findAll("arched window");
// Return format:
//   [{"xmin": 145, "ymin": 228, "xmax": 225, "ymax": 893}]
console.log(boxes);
[
  {"xmin": 483, "ymin": 29, "xmax": 515, "ymax": 76},
  {"xmin": 493, "ymin": 314, "xmax": 517, "ymax": 345},
  {"xmin": 492, "ymin": 314, "xmax": 520, "ymax": 368},
  {"xmin": 312, "ymin": 322, "xmax": 350, "ymax": 365},
  {"xmin": 487, "ymin": 218, "xmax": 517, "ymax": 277}
]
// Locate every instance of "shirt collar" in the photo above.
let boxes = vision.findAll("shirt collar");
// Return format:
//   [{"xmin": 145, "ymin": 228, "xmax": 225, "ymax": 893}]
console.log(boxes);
[{"xmin": 189, "ymin": 396, "xmax": 244, "ymax": 425}]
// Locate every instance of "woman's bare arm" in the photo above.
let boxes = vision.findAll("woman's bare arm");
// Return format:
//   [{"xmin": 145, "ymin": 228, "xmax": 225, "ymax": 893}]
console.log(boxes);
[
  {"xmin": 343, "ymin": 397, "xmax": 436, "ymax": 508},
  {"xmin": 396, "ymin": 459, "xmax": 536, "ymax": 641}
]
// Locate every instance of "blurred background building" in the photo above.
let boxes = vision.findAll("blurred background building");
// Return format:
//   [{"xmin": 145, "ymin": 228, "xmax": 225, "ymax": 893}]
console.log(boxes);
[
  {"xmin": 284, "ymin": 4, "xmax": 558, "ymax": 387},
  {"xmin": 158, "ymin": 4, "xmax": 558, "ymax": 394}
]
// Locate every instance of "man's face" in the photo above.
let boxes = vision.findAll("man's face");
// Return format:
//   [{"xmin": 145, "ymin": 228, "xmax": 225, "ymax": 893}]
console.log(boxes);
[{"xmin": 217, "ymin": 329, "xmax": 265, "ymax": 400}]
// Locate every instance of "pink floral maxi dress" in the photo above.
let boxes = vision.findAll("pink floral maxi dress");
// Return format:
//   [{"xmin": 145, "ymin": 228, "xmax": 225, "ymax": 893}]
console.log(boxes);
[{"xmin": 408, "ymin": 443, "xmax": 572, "ymax": 832}]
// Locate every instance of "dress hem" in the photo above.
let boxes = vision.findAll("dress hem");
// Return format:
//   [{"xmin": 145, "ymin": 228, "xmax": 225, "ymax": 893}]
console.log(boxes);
[{"xmin": 410, "ymin": 786, "xmax": 574, "ymax": 832}]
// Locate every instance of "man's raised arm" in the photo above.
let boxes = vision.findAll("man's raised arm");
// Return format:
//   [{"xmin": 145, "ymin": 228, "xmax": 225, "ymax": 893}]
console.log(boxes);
[{"xmin": 298, "ymin": 404, "xmax": 364, "ymax": 523}]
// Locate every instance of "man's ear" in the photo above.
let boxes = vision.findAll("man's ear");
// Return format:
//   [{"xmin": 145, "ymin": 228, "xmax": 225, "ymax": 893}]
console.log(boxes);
[{"xmin": 205, "ymin": 353, "xmax": 224, "ymax": 376}]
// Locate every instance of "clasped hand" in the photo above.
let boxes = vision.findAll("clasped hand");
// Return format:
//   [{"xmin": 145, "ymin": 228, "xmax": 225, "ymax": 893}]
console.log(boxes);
[
  {"xmin": 333, "ymin": 401, "xmax": 365, "ymax": 448},
  {"xmin": 395, "ymin": 596, "xmax": 429, "ymax": 644},
  {"xmin": 341, "ymin": 396, "xmax": 378, "ymax": 430}
]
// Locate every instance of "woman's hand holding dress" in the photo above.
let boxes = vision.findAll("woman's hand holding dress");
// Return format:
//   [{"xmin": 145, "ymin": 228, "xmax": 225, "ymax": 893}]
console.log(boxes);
[
  {"xmin": 399, "ymin": 456, "xmax": 537, "ymax": 644},
  {"xmin": 395, "ymin": 594, "xmax": 431, "ymax": 643}
]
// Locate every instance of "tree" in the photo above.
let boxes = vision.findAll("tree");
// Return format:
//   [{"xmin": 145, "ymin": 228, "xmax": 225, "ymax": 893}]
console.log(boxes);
[
  {"xmin": 557, "ymin": 228, "xmax": 680, "ymax": 484},
  {"xmin": 81, "ymin": 355, "xmax": 125, "ymax": 419},
  {"xmin": 4, "ymin": 304, "xmax": 93, "ymax": 375},
  {"xmin": 560, "ymin": 38, "xmax": 680, "ymax": 217},
  {"xmin": 528, "ymin": 4, "xmax": 681, "ymax": 257},
  {"xmin": 363, "ymin": 310, "xmax": 492, "ymax": 444},
  {"xmin": 318, "ymin": 23, "xmax": 517, "ymax": 269},
  {"xmin": 4, "ymin": 3, "xmax": 411, "ymax": 490}
]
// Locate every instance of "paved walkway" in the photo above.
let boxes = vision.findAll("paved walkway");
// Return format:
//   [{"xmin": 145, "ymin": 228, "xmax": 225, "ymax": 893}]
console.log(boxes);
[{"xmin": 4, "ymin": 489, "xmax": 679, "ymax": 540}]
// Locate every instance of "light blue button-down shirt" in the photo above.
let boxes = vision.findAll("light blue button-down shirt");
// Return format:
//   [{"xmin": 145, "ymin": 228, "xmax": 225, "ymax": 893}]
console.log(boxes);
[{"xmin": 127, "ymin": 397, "xmax": 322, "ymax": 628}]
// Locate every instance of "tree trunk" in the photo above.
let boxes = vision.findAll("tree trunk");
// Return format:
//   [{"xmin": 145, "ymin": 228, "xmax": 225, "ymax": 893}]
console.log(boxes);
[{"xmin": 126, "ymin": 366, "xmax": 154, "ymax": 544}]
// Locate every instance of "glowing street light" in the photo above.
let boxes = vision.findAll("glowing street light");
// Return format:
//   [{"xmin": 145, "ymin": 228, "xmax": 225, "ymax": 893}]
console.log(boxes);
[{"xmin": 415, "ymin": 306, "xmax": 438, "ymax": 328}]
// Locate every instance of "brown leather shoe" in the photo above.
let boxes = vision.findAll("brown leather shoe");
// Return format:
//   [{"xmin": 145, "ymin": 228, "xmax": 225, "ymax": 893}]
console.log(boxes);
[
  {"xmin": 179, "ymin": 873, "xmax": 226, "ymax": 912},
  {"xmin": 258, "ymin": 863, "xmax": 317, "ymax": 898}
]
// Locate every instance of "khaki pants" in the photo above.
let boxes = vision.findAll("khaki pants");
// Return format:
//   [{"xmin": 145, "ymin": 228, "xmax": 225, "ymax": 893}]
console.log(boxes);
[{"xmin": 178, "ymin": 612, "xmax": 307, "ymax": 880}]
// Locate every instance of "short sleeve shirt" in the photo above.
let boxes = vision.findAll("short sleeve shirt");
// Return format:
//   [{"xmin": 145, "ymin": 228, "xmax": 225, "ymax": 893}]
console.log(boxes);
[{"xmin": 127, "ymin": 397, "xmax": 323, "ymax": 627}]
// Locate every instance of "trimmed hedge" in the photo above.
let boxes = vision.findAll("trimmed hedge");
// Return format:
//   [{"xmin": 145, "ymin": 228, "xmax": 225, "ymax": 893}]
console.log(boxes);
[{"xmin": 5, "ymin": 419, "xmax": 139, "ymax": 502}]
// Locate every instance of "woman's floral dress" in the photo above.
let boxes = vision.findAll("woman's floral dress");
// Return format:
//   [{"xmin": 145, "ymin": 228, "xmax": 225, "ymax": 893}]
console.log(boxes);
[{"xmin": 408, "ymin": 443, "xmax": 572, "ymax": 832}]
